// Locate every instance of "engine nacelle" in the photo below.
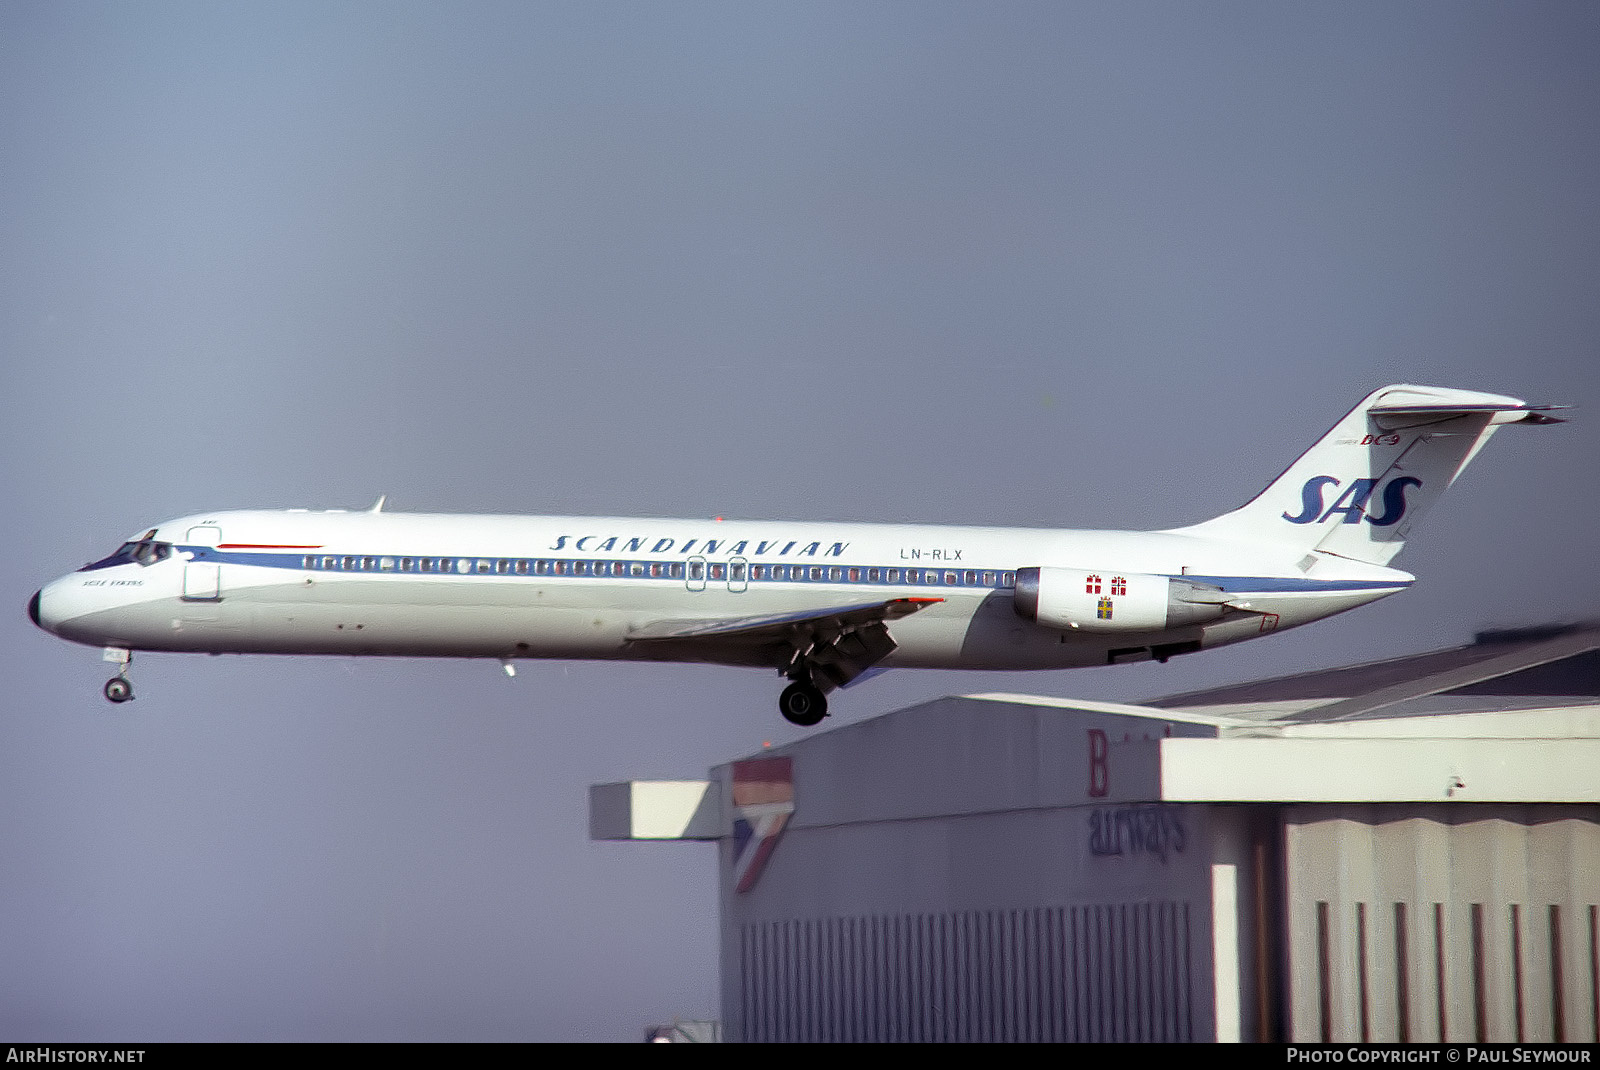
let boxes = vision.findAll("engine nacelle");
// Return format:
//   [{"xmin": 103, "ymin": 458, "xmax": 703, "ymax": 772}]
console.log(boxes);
[{"xmin": 1012, "ymin": 566, "xmax": 1227, "ymax": 633}]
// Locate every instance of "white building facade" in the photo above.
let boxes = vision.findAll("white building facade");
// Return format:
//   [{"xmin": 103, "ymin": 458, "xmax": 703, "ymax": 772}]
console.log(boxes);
[{"xmin": 593, "ymin": 626, "xmax": 1600, "ymax": 1042}]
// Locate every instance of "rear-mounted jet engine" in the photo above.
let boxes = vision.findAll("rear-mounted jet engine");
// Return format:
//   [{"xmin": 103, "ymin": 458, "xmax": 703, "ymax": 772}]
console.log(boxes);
[{"xmin": 1012, "ymin": 566, "xmax": 1228, "ymax": 632}]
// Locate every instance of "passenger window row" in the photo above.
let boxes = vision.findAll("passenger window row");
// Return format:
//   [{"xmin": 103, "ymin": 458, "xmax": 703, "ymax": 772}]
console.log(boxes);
[{"xmin": 300, "ymin": 554, "xmax": 1016, "ymax": 589}]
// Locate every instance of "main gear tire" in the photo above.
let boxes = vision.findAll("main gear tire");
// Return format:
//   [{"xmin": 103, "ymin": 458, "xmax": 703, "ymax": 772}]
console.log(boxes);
[{"xmin": 779, "ymin": 682, "xmax": 827, "ymax": 727}]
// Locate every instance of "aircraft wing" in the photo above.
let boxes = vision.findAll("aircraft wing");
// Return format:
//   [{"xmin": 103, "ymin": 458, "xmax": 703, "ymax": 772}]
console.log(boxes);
[
  {"xmin": 626, "ymin": 596, "xmax": 943, "ymax": 690},
  {"xmin": 627, "ymin": 596, "xmax": 943, "ymax": 641}
]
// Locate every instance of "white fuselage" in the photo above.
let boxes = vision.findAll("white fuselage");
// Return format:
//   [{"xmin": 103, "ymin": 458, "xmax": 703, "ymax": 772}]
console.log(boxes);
[{"xmin": 33, "ymin": 508, "xmax": 1412, "ymax": 672}]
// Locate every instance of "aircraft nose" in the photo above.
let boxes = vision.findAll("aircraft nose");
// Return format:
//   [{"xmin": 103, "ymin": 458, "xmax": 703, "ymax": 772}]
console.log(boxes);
[{"xmin": 28, "ymin": 589, "xmax": 41, "ymax": 629}]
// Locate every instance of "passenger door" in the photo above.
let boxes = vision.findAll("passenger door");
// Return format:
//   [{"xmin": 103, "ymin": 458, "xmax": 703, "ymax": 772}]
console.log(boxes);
[{"xmin": 182, "ymin": 525, "xmax": 223, "ymax": 601}]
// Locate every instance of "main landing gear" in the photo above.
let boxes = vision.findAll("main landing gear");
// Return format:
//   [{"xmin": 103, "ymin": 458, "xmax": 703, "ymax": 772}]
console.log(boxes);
[
  {"xmin": 102, "ymin": 647, "xmax": 134, "ymax": 704},
  {"xmin": 779, "ymin": 679, "xmax": 828, "ymax": 727}
]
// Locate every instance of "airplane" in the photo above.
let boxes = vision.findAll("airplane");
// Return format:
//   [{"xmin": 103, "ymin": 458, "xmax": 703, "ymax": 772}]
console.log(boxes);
[{"xmin": 29, "ymin": 384, "xmax": 1565, "ymax": 726}]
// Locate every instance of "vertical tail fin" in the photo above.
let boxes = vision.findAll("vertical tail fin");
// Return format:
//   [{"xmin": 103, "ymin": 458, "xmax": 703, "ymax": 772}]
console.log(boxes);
[{"xmin": 1174, "ymin": 385, "xmax": 1565, "ymax": 566}]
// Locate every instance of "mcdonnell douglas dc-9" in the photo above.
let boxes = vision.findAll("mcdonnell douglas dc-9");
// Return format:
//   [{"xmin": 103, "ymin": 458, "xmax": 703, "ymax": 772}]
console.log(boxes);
[{"xmin": 30, "ymin": 385, "xmax": 1564, "ymax": 726}]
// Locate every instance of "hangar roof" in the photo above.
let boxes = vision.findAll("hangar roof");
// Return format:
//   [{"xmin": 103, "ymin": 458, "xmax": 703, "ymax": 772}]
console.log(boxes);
[
  {"xmin": 590, "ymin": 625, "xmax": 1600, "ymax": 840},
  {"xmin": 1143, "ymin": 622, "xmax": 1600, "ymax": 728}
]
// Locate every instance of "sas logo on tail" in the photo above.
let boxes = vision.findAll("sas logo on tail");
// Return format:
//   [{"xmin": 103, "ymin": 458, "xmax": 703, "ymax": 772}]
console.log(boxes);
[{"xmin": 1282, "ymin": 476, "xmax": 1422, "ymax": 526}]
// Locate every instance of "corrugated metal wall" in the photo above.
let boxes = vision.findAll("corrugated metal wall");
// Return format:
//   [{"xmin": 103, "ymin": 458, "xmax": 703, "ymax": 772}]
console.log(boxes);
[
  {"xmin": 1285, "ymin": 804, "xmax": 1600, "ymax": 1043},
  {"xmin": 738, "ymin": 902, "xmax": 1200, "ymax": 1042}
]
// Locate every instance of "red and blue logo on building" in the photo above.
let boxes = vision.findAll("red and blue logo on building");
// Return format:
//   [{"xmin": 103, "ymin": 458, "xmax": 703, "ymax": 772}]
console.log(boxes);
[{"xmin": 730, "ymin": 757, "xmax": 794, "ymax": 894}]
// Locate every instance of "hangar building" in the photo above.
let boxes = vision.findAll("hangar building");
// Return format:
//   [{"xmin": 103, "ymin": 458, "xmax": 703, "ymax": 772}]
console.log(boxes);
[{"xmin": 591, "ymin": 624, "xmax": 1600, "ymax": 1042}]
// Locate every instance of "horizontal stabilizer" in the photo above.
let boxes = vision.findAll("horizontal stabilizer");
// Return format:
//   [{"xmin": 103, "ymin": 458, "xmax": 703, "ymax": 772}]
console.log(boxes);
[{"xmin": 1368, "ymin": 398, "xmax": 1571, "ymax": 430}]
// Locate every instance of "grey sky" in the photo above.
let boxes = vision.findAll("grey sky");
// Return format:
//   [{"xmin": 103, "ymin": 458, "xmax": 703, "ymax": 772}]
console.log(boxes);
[{"xmin": 4, "ymin": 1, "xmax": 1597, "ymax": 1041}]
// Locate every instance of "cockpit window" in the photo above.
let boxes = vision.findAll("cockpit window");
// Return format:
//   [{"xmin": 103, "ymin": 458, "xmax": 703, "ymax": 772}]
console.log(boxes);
[{"xmin": 78, "ymin": 538, "xmax": 173, "ymax": 572}]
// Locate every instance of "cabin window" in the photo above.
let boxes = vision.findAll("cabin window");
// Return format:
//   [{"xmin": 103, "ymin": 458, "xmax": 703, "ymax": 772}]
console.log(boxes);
[
  {"xmin": 709, "ymin": 563, "xmax": 726, "ymax": 581},
  {"xmin": 631, "ymin": 562, "xmax": 645, "ymax": 577},
  {"xmin": 1002, "ymin": 571, "xmax": 1015, "ymax": 588},
  {"xmin": 945, "ymin": 571, "xmax": 958, "ymax": 585},
  {"xmin": 669, "ymin": 563, "xmax": 684, "ymax": 579}
]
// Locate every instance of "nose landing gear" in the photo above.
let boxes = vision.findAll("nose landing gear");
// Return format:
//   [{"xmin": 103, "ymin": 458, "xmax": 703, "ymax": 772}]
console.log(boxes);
[{"xmin": 102, "ymin": 647, "xmax": 134, "ymax": 704}]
